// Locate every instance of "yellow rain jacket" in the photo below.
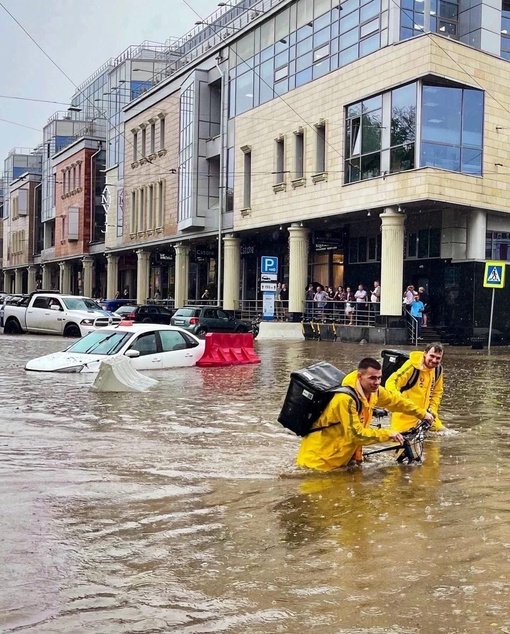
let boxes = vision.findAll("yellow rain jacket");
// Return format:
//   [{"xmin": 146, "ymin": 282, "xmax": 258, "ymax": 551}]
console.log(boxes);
[
  {"xmin": 296, "ymin": 370, "xmax": 428, "ymax": 472},
  {"xmin": 385, "ymin": 350, "xmax": 444, "ymax": 433}
]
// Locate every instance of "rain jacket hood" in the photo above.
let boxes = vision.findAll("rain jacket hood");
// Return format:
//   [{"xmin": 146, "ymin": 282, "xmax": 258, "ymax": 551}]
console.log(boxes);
[{"xmin": 296, "ymin": 369, "xmax": 428, "ymax": 471}]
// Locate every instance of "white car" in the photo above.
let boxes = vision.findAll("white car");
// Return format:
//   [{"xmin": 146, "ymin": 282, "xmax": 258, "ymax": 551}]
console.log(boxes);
[{"xmin": 25, "ymin": 324, "xmax": 205, "ymax": 373}]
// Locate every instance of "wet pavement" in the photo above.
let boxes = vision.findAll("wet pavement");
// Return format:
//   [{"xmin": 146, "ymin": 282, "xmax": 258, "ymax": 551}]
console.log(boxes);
[{"xmin": 1, "ymin": 334, "xmax": 510, "ymax": 633}]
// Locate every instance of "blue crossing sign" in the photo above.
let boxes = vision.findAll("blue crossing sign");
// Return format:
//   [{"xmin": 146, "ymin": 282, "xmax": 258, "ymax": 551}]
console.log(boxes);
[
  {"xmin": 261, "ymin": 256, "xmax": 278, "ymax": 274},
  {"xmin": 483, "ymin": 261, "xmax": 506, "ymax": 288}
]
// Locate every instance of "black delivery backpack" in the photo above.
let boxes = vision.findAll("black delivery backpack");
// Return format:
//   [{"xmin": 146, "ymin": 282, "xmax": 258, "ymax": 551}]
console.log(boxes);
[
  {"xmin": 380, "ymin": 349, "xmax": 411, "ymax": 386},
  {"xmin": 278, "ymin": 362, "xmax": 346, "ymax": 436}
]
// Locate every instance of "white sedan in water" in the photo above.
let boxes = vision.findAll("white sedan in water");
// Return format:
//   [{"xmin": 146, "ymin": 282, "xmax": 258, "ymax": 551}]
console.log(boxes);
[{"xmin": 25, "ymin": 324, "xmax": 205, "ymax": 373}]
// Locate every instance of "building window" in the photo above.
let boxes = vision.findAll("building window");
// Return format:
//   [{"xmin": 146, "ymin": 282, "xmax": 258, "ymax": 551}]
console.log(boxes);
[
  {"xmin": 315, "ymin": 123, "xmax": 326, "ymax": 174},
  {"xmin": 148, "ymin": 184, "xmax": 154, "ymax": 229},
  {"xmin": 486, "ymin": 231, "xmax": 510, "ymax": 260},
  {"xmin": 228, "ymin": 2, "xmax": 383, "ymax": 119},
  {"xmin": 502, "ymin": 0, "xmax": 510, "ymax": 59},
  {"xmin": 178, "ymin": 86, "xmax": 194, "ymax": 222},
  {"xmin": 226, "ymin": 147, "xmax": 234, "ymax": 212},
  {"xmin": 156, "ymin": 181, "xmax": 164, "ymax": 227},
  {"xmin": 72, "ymin": 166, "xmax": 76, "ymax": 190},
  {"xmin": 400, "ymin": 0, "xmax": 425, "ymax": 40},
  {"xmin": 130, "ymin": 190, "xmax": 137, "ymax": 233},
  {"xmin": 159, "ymin": 117, "xmax": 165, "ymax": 150},
  {"xmin": 78, "ymin": 163, "xmax": 82, "ymax": 187},
  {"xmin": 275, "ymin": 137, "xmax": 285, "ymax": 184},
  {"xmin": 405, "ymin": 227, "xmax": 441, "ymax": 258},
  {"xmin": 243, "ymin": 149, "xmax": 252, "ymax": 208},
  {"xmin": 421, "ymin": 85, "xmax": 483, "ymax": 175},
  {"xmin": 141, "ymin": 127, "xmax": 146, "ymax": 159},
  {"xmin": 133, "ymin": 131, "xmax": 138, "ymax": 162},
  {"xmin": 345, "ymin": 95, "xmax": 382, "ymax": 182},
  {"xmin": 150, "ymin": 122, "xmax": 156, "ymax": 155},
  {"xmin": 138, "ymin": 187, "xmax": 145, "ymax": 232},
  {"xmin": 390, "ymin": 83, "xmax": 416, "ymax": 173},
  {"xmin": 294, "ymin": 130, "xmax": 304, "ymax": 179}
]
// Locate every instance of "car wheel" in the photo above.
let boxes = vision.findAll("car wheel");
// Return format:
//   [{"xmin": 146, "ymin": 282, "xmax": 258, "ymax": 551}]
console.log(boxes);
[
  {"xmin": 64, "ymin": 323, "xmax": 81, "ymax": 338},
  {"xmin": 196, "ymin": 327, "xmax": 207, "ymax": 338},
  {"xmin": 4, "ymin": 318, "xmax": 22, "ymax": 335}
]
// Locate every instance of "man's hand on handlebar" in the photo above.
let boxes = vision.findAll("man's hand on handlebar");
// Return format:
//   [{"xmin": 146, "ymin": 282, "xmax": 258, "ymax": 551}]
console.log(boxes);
[
  {"xmin": 423, "ymin": 411, "xmax": 435, "ymax": 424},
  {"xmin": 389, "ymin": 431, "xmax": 405, "ymax": 445}
]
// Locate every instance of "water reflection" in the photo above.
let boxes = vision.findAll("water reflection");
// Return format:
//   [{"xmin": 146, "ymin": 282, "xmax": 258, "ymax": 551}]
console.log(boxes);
[{"xmin": 1, "ymin": 335, "xmax": 510, "ymax": 632}]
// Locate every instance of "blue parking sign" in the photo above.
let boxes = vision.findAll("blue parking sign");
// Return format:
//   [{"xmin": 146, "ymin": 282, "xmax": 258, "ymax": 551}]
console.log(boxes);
[{"xmin": 261, "ymin": 256, "xmax": 278, "ymax": 274}]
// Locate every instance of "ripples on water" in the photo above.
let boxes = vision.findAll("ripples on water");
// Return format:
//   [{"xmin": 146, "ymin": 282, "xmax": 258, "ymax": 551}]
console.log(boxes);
[{"xmin": 1, "ymin": 335, "xmax": 510, "ymax": 633}]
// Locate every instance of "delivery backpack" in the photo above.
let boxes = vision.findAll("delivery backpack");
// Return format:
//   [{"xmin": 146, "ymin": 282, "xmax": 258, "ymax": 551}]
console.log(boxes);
[
  {"xmin": 277, "ymin": 361, "xmax": 361, "ymax": 437},
  {"xmin": 380, "ymin": 349, "xmax": 442, "ymax": 389}
]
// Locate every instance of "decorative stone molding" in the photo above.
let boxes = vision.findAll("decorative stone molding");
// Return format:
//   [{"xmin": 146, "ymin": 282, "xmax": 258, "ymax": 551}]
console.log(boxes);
[
  {"xmin": 157, "ymin": 149, "xmax": 167, "ymax": 157},
  {"xmin": 139, "ymin": 123, "xmax": 147, "ymax": 129},
  {"xmin": 291, "ymin": 177, "xmax": 306, "ymax": 188},
  {"xmin": 240, "ymin": 144, "xmax": 252, "ymax": 153},
  {"xmin": 293, "ymin": 126, "xmax": 304, "ymax": 135},
  {"xmin": 311, "ymin": 172, "xmax": 328, "ymax": 183},
  {"xmin": 131, "ymin": 162, "xmax": 138, "ymax": 169},
  {"xmin": 272, "ymin": 182, "xmax": 287, "ymax": 193},
  {"xmin": 157, "ymin": 112, "xmax": 166, "ymax": 119},
  {"xmin": 148, "ymin": 153, "xmax": 158, "ymax": 161},
  {"xmin": 240, "ymin": 207, "xmax": 252, "ymax": 217},
  {"xmin": 148, "ymin": 117, "xmax": 156, "ymax": 124},
  {"xmin": 129, "ymin": 232, "xmax": 136, "ymax": 239}
]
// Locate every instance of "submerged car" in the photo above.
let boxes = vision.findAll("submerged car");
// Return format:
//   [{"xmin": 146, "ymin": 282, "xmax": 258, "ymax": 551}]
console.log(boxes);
[{"xmin": 25, "ymin": 324, "xmax": 205, "ymax": 373}]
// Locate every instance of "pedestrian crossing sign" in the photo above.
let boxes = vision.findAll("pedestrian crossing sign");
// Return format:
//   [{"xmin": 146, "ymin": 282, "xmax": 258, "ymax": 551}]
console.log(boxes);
[{"xmin": 483, "ymin": 261, "xmax": 506, "ymax": 288}]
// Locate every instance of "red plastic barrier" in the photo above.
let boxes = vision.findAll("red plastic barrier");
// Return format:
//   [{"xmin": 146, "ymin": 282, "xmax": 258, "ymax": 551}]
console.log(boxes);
[{"xmin": 196, "ymin": 332, "xmax": 261, "ymax": 367}]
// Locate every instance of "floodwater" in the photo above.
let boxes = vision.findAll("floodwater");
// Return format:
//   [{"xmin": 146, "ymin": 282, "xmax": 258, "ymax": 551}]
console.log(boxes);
[{"xmin": 1, "ymin": 335, "xmax": 510, "ymax": 634}]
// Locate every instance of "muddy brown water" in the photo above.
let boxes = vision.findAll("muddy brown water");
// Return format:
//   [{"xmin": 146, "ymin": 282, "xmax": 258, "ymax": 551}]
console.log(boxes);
[{"xmin": 1, "ymin": 335, "xmax": 510, "ymax": 633}]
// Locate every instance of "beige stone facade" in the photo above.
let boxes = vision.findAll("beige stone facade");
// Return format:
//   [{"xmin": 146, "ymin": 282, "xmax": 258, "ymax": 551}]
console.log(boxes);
[
  {"xmin": 233, "ymin": 35, "xmax": 510, "ymax": 231},
  {"xmin": 123, "ymin": 90, "xmax": 180, "ymax": 247}
]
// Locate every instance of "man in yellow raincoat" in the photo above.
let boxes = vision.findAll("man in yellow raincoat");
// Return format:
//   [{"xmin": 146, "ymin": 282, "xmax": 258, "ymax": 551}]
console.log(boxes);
[
  {"xmin": 296, "ymin": 357, "xmax": 435, "ymax": 472},
  {"xmin": 385, "ymin": 342, "xmax": 444, "ymax": 433}
]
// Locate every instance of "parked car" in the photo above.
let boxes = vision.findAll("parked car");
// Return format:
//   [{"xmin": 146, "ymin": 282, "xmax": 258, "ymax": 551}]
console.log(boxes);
[
  {"xmin": 0, "ymin": 294, "xmax": 28, "ymax": 328},
  {"xmin": 98, "ymin": 298, "xmax": 137, "ymax": 312},
  {"xmin": 116, "ymin": 304, "xmax": 176, "ymax": 324},
  {"xmin": 2, "ymin": 291, "xmax": 121, "ymax": 337},
  {"xmin": 25, "ymin": 324, "xmax": 205, "ymax": 373},
  {"xmin": 171, "ymin": 305, "xmax": 257, "ymax": 337}
]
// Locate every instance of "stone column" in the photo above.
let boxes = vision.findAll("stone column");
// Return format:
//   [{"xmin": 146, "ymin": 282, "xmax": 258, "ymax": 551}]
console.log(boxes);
[
  {"xmin": 466, "ymin": 210, "xmax": 486, "ymax": 260},
  {"xmin": 106, "ymin": 254, "xmax": 120, "ymax": 299},
  {"xmin": 2, "ymin": 271, "xmax": 10, "ymax": 293},
  {"xmin": 174, "ymin": 243, "xmax": 190, "ymax": 309},
  {"xmin": 41, "ymin": 264, "xmax": 51, "ymax": 290},
  {"xmin": 136, "ymin": 250, "xmax": 150, "ymax": 304},
  {"xmin": 27, "ymin": 266, "xmax": 37, "ymax": 293},
  {"xmin": 288, "ymin": 223, "xmax": 310, "ymax": 315},
  {"xmin": 59, "ymin": 262, "xmax": 71, "ymax": 294},
  {"xmin": 223, "ymin": 235, "xmax": 240, "ymax": 310},
  {"xmin": 82, "ymin": 256, "xmax": 94, "ymax": 298},
  {"xmin": 380, "ymin": 207, "xmax": 406, "ymax": 316},
  {"xmin": 14, "ymin": 269, "xmax": 23, "ymax": 294}
]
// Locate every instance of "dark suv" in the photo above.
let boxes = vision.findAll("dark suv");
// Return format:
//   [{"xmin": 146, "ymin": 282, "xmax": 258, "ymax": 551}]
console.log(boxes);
[{"xmin": 171, "ymin": 305, "xmax": 257, "ymax": 337}]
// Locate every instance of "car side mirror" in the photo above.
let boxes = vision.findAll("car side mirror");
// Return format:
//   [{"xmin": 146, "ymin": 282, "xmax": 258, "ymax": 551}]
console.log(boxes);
[
  {"xmin": 50, "ymin": 304, "xmax": 61, "ymax": 311},
  {"xmin": 125, "ymin": 349, "xmax": 140, "ymax": 358}
]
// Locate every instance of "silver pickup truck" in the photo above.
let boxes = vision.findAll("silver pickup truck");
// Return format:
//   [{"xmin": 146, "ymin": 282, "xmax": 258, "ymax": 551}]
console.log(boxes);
[{"xmin": 2, "ymin": 292, "xmax": 121, "ymax": 337}]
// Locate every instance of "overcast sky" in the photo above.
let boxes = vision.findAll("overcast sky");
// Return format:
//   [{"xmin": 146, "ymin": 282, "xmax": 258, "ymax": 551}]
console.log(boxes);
[{"xmin": 0, "ymin": 0, "xmax": 217, "ymax": 167}]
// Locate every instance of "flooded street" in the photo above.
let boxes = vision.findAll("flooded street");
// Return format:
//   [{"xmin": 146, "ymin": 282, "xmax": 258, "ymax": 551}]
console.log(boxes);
[{"xmin": 1, "ymin": 335, "xmax": 510, "ymax": 633}]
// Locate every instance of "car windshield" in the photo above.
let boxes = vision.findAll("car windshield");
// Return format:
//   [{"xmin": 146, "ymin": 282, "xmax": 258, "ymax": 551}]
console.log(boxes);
[
  {"xmin": 66, "ymin": 330, "xmax": 131, "ymax": 355},
  {"xmin": 62, "ymin": 297, "xmax": 103, "ymax": 311}
]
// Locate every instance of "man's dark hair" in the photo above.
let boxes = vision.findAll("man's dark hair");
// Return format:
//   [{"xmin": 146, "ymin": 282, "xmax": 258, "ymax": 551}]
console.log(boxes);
[
  {"xmin": 358, "ymin": 357, "xmax": 381, "ymax": 371},
  {"xmin": 425, "ymin": 342, "xmax": 444, "ymax": 354}
]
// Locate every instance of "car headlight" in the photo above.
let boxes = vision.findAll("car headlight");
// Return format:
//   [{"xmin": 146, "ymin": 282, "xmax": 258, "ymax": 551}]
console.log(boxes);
[
  {"xmin": 80, "ymin": 319, "xmax": 95, "ymax": 326},
  {"xmin": 54, "ymin": 365, "xmax": 84, "ymax": 373}
]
